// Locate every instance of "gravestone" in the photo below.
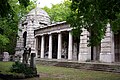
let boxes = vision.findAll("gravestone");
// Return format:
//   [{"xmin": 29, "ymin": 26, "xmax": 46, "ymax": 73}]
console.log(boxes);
[
  {"xmin": 30, "ymin": 53, "xmax": 36, "ymax": 68},
  {"xmin": 14, "ymin": 52, "xmax": 21, "ymax": 62},
  {"xmin": 3, "ymin": 52, "xmax": 9, "ymax": 61},
  {"xmin": 30, "ymin": 53, "xmax": 37, "ymax": 76}
]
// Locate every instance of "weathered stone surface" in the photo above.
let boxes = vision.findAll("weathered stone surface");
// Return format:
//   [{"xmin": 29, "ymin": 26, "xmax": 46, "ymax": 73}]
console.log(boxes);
[
  {"xmin": 100, "ymin": 25, "xmax": 114, "ymax": 63},
  {"xmin": 3, "ymin": 52, "xmax": 9, "ymax": 61},
  {"xmin": 78, "ymin": 53, "xmax": 91, "ymax": 61},
  {"xmin": 100, "ymin": 53, "xmax": 114, "ymax": 62},
  {"xmin": 16, "ymin": 7, "xmax": 50, "ymax": 56},
  {"xmin": 79, "ymin": 28, "xmax": 91, "ymax": 62},
  {"xmin": 80, "ymin": 39, "xmax": 88, "ymax": 43},
  {"xmin": 73, "ymin": 43, "xmax": 78, "ymax": 60}
]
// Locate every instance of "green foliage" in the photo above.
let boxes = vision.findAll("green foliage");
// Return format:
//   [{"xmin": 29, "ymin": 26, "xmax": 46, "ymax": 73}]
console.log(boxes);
[
  {"xmin": 42, "ymin": 0, "xmax": 71, "ymax": 22},
  {"xmin": 0, "ymin": 0, "xmax": 36, "ymax": 54},
  {"xmin": 0, "ymin": 0, "xmax": 29, "ymax": 18},
  {"xmin": 67, "ymin": 0, "xmax": 120, "ymax": 46},
  {"xmin": 10, "ymin": 62, "xmax": 34, "ymax": 76},
  {"xmin": 0, "ymin": 35, "xmax": 9, "ymax": 46}
]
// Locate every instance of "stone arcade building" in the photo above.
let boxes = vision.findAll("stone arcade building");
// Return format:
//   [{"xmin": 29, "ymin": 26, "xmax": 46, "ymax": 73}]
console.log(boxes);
[{"xmin": 16, "ymin": 7, "xmax": 120, "ymax": 63}]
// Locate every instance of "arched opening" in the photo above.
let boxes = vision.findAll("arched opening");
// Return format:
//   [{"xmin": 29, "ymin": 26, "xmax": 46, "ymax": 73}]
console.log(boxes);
[{"xmin": 23, "ymin": 31, "xmax": 27, "ymax": 48}]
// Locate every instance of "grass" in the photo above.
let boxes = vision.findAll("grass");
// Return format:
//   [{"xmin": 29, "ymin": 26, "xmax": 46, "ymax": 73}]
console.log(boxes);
[
  {"xmin": 36, "ymin": 64, "xmax": 120, "ymax": 80},
  {"xmin": 0, "ymin": 61, "xmax": 13, "ymax": 73},
  {"xmin": 0, "ymin": 62, "xmax": 120, "ymax": 80}
]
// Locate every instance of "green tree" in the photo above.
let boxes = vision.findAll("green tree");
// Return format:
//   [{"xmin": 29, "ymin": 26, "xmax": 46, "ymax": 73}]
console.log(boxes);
[
  {"xmin": 0, "ymin": 0, "xmax": 36, "ymax": 54},
  {"xmin": 67, "ymin": 0, "xmax": 120, "ymax": 46},
  {"xmin": 0, "ymin": 0, "xmax": 30, "ymax": 18},
  {"xmin": 43, "ymin": 0, "xmax": 71, "ymax": 22}
]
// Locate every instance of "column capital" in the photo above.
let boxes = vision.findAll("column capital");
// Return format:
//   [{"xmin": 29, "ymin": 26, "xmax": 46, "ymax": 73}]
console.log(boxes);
[
  {"xmin": 66, "ymin": 29, "xmax": 72, "ymax": 31},
  {"xmin": 48, "ymin": 32, "xmax": 52, "ymax": 35},
  {"xmin": 57, "ymin": 31, "xmax": 61, "ymax": 33},
  {"xmin": 41, "ymin": 34, "xmax": 45, "ymax": 36}
]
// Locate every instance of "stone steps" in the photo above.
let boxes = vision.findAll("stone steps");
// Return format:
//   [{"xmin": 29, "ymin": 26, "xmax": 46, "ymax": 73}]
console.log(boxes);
[{"xmin": 36, "ymin": 59, "xmax": 120, "ymax": 73}]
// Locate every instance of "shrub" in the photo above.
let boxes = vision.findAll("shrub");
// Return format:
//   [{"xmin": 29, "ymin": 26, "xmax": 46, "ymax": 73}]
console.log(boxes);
[{"xmin": 10, "ymin": 61, "xmax": 35, "ymax": 76}]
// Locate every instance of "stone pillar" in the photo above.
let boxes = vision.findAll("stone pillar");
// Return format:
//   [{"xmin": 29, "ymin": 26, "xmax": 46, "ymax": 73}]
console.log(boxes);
[
  {"xmin": 30, "ymin": 53, "xmax": 36, "ymax": 68},
  {"xmin": 78, "ymin": 29, "xmax": 91, "ymax": 62},
  {"xmin": 68, "ymin": 31, "xmax": 73, "ymax": 60},
  {"xmin": 57, "ymin": 33, "xmax": 62, "ymax": 59},
  {"xmin": 48, "ymin": 34, "xmax": 52, "ymax": 59},
  {"xmin": 30, "ymin": 53, "xmax": 37, "ymax": 75},
  {"xmin": 100, "ymin": 24, "xmax": 114, "ymax": 63},
  {"xmin": 41, "ymin": 35, "xmax": 44, "ymax": 58}
]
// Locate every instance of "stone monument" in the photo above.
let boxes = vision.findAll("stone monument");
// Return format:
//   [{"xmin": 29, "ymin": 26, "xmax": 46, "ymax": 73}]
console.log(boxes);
[
  {"xmin": 30, "ymin": 53, "xmax": 37, "ymax": 76},
  {"xmin": 30, "ymin": 53, "xmax": 36, "ymax": 68},
  {"xmin": 22, "ymin": 47, "xmax": 31, "ymax": 64},
  {"xmin": 3, "ymin": 52, "xmax": 9, "ymax": 61}
]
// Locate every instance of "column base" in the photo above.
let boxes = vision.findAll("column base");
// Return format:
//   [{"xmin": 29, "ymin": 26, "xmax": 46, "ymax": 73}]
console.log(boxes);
[
  {"xmin": 78, "ymin": 53, "xmax": 91, "ymax": 62},
  {"xmin": 100, "ymin": 53, "xmax": 114, "ymax": 63}
]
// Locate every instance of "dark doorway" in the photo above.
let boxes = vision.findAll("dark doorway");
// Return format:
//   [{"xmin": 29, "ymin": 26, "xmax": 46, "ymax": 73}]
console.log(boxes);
[
  {"xmin": 52, "ymin": 34, "xmax": 58, "ymax": 59},
  {"xmin": 91, "ymin": 46, "xmax": 94, "ymax": 61},
  {"xmin": 73, "ymin": 36, "xmax": 80, "ymax": 60},
  {"xmin": 61, "ymin": 31, "xmax": 69, "ymax": 59},
  {"xmin": 37, "ymin": 36, "xmax": 41, "ymax": 58},
  {"xmin": 114, "ymin": 32, "xmax": 120, "ymax": 62},
  {"xmin": 44, "ymin": 35, "xmax": 49, "ymax": 58},
  {"xmin": 91, "ymin": 44, "xmax": 101, "ymax": 61}
]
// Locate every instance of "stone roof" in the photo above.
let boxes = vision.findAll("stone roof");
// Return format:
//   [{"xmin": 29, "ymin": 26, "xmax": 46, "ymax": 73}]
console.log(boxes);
[
  {"xmin": 27, "ymin": 7, "xmax": 49, "ymax": 17},
  {"xmin": 26, "ymin": 7, "xmax": 50, "ymax": 26}
]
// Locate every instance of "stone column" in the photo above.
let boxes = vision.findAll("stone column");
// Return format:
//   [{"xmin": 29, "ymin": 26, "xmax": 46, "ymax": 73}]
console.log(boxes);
[
  {"xmin": 41, "ymin": 35, "xmax": 44, "ymax": 58},
  {"xmin": 100, "ymin": 24, "xmax": 114, "ymax": 63},
  {"xmin": 78, "ymin": 28, "xmax": 91, "ymax": 62},
  {"xmin": 57, "ymin": 33, "xmax": 62, "ymax": 59},
  {"xmin": 48, "ymin": 34, "xmax": 52, "ymax": 59},
  {"xmin": 68, "ymin": 31, "xmax": 73, "ymax": 60}
]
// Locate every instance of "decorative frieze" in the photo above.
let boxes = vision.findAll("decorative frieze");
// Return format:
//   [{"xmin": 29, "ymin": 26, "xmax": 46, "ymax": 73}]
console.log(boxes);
[{"xmin": 34, "ymin": 23, "xmax": 71, "ymax": 35}]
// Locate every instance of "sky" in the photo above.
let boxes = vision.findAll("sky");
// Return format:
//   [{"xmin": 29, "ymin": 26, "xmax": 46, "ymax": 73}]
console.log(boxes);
[{"xmin": 36, "ymin": 0, "xmax": 64, "ymax": 8}]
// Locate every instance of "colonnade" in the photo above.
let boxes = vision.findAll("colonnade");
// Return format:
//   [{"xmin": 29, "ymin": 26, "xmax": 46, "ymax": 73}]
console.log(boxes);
[
  {"xmin": 35, "ymin": 25, "xmax": 116, "ymax": 63},
  {"xmin": 35, "ymin": 31, "xmax": 73, "ymax": 60}
]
